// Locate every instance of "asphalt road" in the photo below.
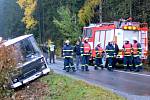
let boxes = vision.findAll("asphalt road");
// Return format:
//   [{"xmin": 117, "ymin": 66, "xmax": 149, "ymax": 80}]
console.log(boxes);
[{"xmin": 48, "ymin": 60, "xmax": 150, "ymax": 100}]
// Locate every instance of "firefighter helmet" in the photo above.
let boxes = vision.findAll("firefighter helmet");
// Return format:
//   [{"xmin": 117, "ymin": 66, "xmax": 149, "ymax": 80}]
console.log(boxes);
[
  {"xmin": 65, "ymin": 40, "xmax": 70, "ymax": 44},
  {"xmin": 97, "ymin": 42, "xmax": 101, "ymax": 45},
  {"xmin": 84, "ymin": 37, "xmax": 89, "ymax": 40},
  {"xmin": 0, "ymin": 37, "xmax": 2, "ymax": 43}
]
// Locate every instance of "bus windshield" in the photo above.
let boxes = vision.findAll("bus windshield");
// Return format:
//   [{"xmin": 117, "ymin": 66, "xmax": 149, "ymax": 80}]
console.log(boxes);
[{"xmin": 11, "ymin": 36, "xmax": 42, "ymax": 67}]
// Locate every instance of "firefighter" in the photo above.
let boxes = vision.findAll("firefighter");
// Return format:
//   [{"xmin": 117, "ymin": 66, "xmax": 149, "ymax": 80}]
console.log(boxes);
[
  {"xmin": 94, "ymin": 42, "xmax": 104, "ymax": 70},
  {"xmin": 63, "ymin": 40, "xmax": 75, "ymax": 72},
  {"xmin": 80, "ymin": 37, "xmax": 91, "ymax": 71},
  {"xmin": 132, "ymin": 37, "xmax": 142, "ymax": 72},
  {"xmin": 106, "ymin": 41, "xmax": 115, "ymax": 71},
  {"xmin": 123, "ymin": 38, "xmax": 133, "ymax": 71},
  {"xmin": 74, "ymin": 40, "xmax": 81, "ymax": 70}
]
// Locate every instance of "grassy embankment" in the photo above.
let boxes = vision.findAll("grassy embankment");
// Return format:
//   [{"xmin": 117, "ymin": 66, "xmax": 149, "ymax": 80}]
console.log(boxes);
[{"xmin": 41, "ymin": 72, "xmax": 126, "ymax": 100}]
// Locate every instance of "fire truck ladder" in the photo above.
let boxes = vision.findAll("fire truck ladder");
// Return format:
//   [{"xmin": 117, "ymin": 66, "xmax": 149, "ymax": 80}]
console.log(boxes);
[{"xmin": 140, "ymin": 31, "xmax": 147, "ymax": 57}]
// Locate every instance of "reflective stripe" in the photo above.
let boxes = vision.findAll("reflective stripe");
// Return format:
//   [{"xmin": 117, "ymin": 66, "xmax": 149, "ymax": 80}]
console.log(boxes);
[
  {"xmin": 124, "ymin": 55, "xmax": 131, "ymax": 56},
  {"xmin": 124, "ymin": 48, "xmax": 132, "ymax": 49},
  {"xmin": 125, "ymin": 52, "xmax": 131, "ymax": 53},
  {"xmin": 83, "ymin": 54, "xmax": 90, "ymax": 55},
  {"xmin": 133, "ymin": 48, "xmax": 138, "ymax": 49},
  {"xmin": 81, "ymin": 53, "xmax": 90, "ymax": 56},
  {"xmin": 106, "ymin": 55, "xmax": 113, "ymax": 58},
  {"xmin": 129, "ymin": 65, "xmax": 132, "ymax": 66},
  {"xmin": 106, "ymin": 50, "xmax": 114, "ymax": 51},
  {"xmin": 66, "ymin": 66, "xmax": 69, "ymax": 68},
  {"xmin": 96, "ymin": 57, "xmax": 102, "ymax": 58},
  {"xmin": 64, "ymin": 56, "xmax": 73, "ymax": 58},
  {"xmin": 135, "ymin": 65, "xmax": 138, "ymax": 68},
  {"xmin": 133, "ymin": 55, "xmax": 139, "ymax": 57},
  {"xmin": 84, "ymin": 47, "xmax": 90, "ymax": 48},
  {"xmin": 70, "ymin": 66, "xmax": 74, "ymax": 68},
  {"xmin": 136, "ymin": 63, "xmax": 143, "ymax": 67},
  {"xmin": 124, "ymin": 65, "xmax": 127, "ymax": 66},
  {"xmin": 96, "ymin": 51, "xmax": 103, "ymax": 53},
  {"xmin": 63, "ymin": 50, "xmax": 73, "ymax": 52}
]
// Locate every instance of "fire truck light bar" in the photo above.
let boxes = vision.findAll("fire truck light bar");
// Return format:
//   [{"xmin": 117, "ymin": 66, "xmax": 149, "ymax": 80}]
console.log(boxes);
[{"xmin": 123, "ymin": 26, "xmax": 138, "ymax": 30}]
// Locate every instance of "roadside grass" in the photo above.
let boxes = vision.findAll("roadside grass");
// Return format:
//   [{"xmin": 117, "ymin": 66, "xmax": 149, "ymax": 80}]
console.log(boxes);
[
  {"xmin": 41, "ymin": 72, "xmax": 126, "ymax": 100},
  {"xmin": 144, "ymin": 64, "xmax": 150, "ymax": 72}
]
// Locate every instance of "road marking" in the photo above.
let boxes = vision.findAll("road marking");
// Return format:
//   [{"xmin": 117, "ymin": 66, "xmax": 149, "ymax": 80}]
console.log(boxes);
[{"xmin": 114, "ymin": 70, "xmax": 150, "ymax": 77}]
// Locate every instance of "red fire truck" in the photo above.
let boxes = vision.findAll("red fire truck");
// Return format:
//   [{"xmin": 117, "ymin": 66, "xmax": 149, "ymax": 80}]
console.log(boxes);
[{"xmin": 82, "ymin": 20, "xmax": 148, "ymax": 65}]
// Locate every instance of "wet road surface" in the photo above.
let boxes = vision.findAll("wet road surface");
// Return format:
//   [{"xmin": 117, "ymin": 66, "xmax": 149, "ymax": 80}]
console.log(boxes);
[{"xmin": 48, "ymin": 60, "xmax": 150, "ymax": 100}]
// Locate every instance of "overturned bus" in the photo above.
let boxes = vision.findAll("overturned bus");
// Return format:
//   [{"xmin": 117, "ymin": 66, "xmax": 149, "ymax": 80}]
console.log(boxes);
[{"xmin": 3, "ymin": 34, "xmax": 50, "ymax": 88}]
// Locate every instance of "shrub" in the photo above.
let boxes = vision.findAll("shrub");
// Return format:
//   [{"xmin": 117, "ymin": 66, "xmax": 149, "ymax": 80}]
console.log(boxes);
[{"xmin": 0, "ymin": 43, "xmax": 19, "ymax": 98}]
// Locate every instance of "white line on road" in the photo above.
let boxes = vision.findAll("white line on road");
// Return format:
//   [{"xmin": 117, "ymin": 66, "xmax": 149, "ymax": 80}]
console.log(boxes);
[{"xmin": 115, "ymin": 70, "xmax": 150, "ymax": 77}]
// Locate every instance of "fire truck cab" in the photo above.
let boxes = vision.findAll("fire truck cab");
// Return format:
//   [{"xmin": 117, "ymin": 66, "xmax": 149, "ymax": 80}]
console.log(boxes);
[{"xmin": 82, "ymin": 20, "xmax": 148, "ymax": 65}]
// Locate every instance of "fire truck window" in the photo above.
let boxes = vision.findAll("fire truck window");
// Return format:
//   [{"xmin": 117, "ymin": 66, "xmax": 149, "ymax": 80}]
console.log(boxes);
[
  {"xmin": 83, "ymin": 30, "xmax": 87, "ymax": 37},
  {"xmin": 84, "ymin": 29, "xmax": 92, "ymax": 38}
]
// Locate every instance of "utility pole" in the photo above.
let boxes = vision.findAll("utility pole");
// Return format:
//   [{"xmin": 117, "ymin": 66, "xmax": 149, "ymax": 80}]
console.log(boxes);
[
  {"xmin": 37, "ymin": 0, "xmax": 42, "ymax": 44},
  {"xmin": 99, "ymin": 0, "xmax": 103, "ymax": 23},
  {"xmin": 42, "ymin": 5, "xmax": 45, "ymax": 43},
  {"xmin": 129, "ymin": 0, "xmax": 132, "ymax": 17}
]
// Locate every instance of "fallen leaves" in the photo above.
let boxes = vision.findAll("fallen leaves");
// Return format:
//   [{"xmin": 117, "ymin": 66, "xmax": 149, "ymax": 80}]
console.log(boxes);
[{"xmin": 14, "ymin": 80, "xmax": 49, "ymax": 100}]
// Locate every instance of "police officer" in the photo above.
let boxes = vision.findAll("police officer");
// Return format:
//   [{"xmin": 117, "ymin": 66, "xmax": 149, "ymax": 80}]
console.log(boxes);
[
  {"xmin": 112, "ymin": 40, "xmax": 119, "ymax": 69},
  {"xmin": 74, "ymin": 40, "xmax": 81, "ymax": 70},
  {"xmin": 94, "ymin": 42, "xmax": 104, "ymax": 70},
  {"xmin": 80, "ymin": 38, "xmax": 91, "ymax": 71},
  {"xmin": 106, "ymin": 41, "xmax": 115, "ymax": 71},
  {"xmin": 132, "ymin": 37, "xmax": 142, "ymax": 72},
  {"xmin": 48, "ymin": 41, "xmax": 55, "ymax": 63},
  {"xmin": 123, "ymin": 38, "xmax": 133, "ymax": 71},
  {"xmin": 63, "ymin": 40, "xmax": 75, "ymax": 72}
]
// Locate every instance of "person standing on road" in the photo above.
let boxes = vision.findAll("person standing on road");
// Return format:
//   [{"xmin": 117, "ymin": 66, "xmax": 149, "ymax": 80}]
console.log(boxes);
[
  {"xmin": 123, "ymin": 38, "xmax": 133, "ymax": 71},
  {"xmin": 42, "ymin": 42, "xmax": 49, "ymax": 63},
  {"xmin": 94, "ymin": 42, "xmax": 104, "ymax": 70},
  {"xmin": 132, "ymin": 37, "xmax": 142, "ymax": 72},
  {"xmin": 63, "ymin": 40, "xmax": 75, "ymax": 72},
  {"xmin": 112, "ymin": 40, "xmax": 119, "ymax": 69},
  {"xmin": 74, "ymin": 40, "xmax": 81, "ymax": 70},
  {"xmin": 48, "ymin": 40, "xmax": 55, "ymax": 63},
  {"xmin": 106, "ymin": 41, "xmax": 115, "ymax": 71},
  {"xmin": 80, "ymin": 38, "xmax": 91, "ymax": 71}
]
